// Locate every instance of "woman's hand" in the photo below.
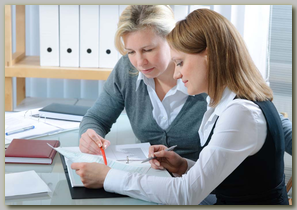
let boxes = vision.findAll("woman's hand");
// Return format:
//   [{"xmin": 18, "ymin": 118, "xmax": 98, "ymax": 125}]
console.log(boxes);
[
  {"xmin": 148, "ymin": 145, "xmax": 188, "ymax": 176},
  {"xmin": 79, "ymin": 129, "xmax": 111, "ymax": 155},
  {"xmin": 71, "ymin": 162, "xmax": 110, "ymax": 188}
]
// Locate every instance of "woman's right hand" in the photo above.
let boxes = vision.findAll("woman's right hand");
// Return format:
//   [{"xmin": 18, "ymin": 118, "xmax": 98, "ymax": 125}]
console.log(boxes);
[
  {"xmin": 79, "ymin": 129, "xmax": 111, "ymax": 155},
  {"xmin": 148, "ymin": 145, "xmax": 188, "ymax": 176}
]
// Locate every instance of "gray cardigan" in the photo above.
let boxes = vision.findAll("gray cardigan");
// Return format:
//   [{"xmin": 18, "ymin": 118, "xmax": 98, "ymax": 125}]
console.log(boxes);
[{"xmin": 79, "ymin": 55, "xmax": 207, "ymax": 161}]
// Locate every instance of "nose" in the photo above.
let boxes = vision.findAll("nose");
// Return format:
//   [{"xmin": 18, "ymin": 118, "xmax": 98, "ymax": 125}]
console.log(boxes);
[
  {"xmin": 173, "ymin": 68, "xmax": 182, "ymax": 80},
  {"xmin": 136, "ymin": 54, "xmax": 148, "ymax": 67}
]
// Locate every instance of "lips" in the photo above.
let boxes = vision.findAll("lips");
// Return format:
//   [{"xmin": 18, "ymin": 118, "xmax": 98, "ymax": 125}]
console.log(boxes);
[
  {"xmin": 141, "ymin": 67, "xmax": 154, "ymax": 74},
  {"xmin": 182, "ymin": 80, "xmax": 188, "ymax": 86}
]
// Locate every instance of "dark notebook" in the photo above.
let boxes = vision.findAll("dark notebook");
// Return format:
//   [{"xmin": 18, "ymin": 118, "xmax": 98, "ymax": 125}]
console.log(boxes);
[
  {"xmin": 36, "ymin": 103, "xmax": 90, "ymax": 122},
  {"xmin": 59, "ymin": 154, "xmax": 127, "ymax": 199}
]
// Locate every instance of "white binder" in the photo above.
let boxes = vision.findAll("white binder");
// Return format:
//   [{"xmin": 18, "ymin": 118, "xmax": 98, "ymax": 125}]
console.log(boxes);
[
  {"xmin": 39, "ymin": 5, "xmax": 59, "ymax": 66},
  {"xmin": 172, "ymin": 5, "xmax": 189, "ymax": 22},
  {"xmin": 99, "ymin": 5, "xmax": 119, "ymax": 68},
  {"xmin": 60, "ymin": 5, "xmax": 79, "ymax": 67},
  {"xmin": 79, "ymin": 5, "xmax": 99, "ymax": 68}
]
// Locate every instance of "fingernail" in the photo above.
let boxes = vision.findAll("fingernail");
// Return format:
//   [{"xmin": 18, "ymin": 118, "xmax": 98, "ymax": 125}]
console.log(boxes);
[
  {"xmin": 151, "ymin": 154, "xmax": 154, "ymax": 158},
  {"xmin": 155, "ymin": 162, "xmax": 160, "ymax": 166}
]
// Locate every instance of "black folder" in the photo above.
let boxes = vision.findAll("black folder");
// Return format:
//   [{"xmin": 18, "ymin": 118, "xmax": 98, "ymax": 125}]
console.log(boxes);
[{"xmin": 60, "ymin": 154, "xmax": 127, "ymax": 199}]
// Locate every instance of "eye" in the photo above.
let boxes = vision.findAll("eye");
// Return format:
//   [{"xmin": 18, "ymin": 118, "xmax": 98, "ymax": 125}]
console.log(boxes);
[
  {"xmin": 127, "ymin": 51, "xmax": 135, "ymax": 55},
  {"xmin": 176, "ymin": 61, "xmax": 183, "ymax": 67},
  {"xmin": 143, "ymin": 49, "xmax": 152, "ymax": 52}
]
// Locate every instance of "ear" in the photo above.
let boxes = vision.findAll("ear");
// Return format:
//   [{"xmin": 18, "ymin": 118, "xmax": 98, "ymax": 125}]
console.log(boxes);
[{"xmin": 203, "ymin": 47, "xmax": 208, "ymax": 57}]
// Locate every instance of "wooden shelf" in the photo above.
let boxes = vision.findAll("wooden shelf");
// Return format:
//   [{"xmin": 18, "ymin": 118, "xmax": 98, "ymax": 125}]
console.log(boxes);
[
  {"xmin": 5, "ymin": 5, "xmax": 113, "ymax": 111},
  {"xmin": 5, "ymin": 56, "xmax": 112, "ymax": 80}
]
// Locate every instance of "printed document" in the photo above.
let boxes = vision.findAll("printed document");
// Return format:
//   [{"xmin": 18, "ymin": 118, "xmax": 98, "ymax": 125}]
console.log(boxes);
[{"xmin": 48, "ymin": 145, "xmax": 152, "ymax": 187}]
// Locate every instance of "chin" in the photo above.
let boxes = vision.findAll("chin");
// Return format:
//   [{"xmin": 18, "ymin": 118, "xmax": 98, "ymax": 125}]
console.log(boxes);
[{"xmin": 187, "ymin": 89, "xmax": 201, "ymax": 96}]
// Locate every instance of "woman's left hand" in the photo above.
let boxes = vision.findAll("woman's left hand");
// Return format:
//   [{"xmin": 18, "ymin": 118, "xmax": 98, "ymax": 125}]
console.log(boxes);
[{"xmin": 71, "ymin": 162, "xmax": 110, "ymax": 188}]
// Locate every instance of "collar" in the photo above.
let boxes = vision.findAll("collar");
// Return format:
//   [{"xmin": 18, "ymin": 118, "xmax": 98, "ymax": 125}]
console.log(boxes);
[
  {"xmin": 206, "ymin": 87, "xmax": 236, "ymax": 117},
  {"xmin": 136, "ymin": 72, "xmax": 154, "ymax": 91},
  {"xmin": 136, "ymin": 72, "xmax": 189, "ymax": 96}
]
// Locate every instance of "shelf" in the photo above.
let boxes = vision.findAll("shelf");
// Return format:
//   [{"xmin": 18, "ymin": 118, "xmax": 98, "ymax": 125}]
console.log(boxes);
[{"xmin": 5, "ymin": 56, "xmax": 112, "ymax": 80}]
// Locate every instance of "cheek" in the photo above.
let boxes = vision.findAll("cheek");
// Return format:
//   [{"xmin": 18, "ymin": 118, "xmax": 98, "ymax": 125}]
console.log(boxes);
[
  {"xmin": 155, "ymin": 52, "xmax": 171, "ymax": 69},
  {"xmin": 128, "ymin": 56, "xmax": 137, "ymax": 69}
]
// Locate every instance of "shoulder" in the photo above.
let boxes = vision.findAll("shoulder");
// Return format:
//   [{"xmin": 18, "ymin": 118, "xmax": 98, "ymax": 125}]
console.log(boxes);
[
  {"xmin": 220, "ymin": 99, "xmax": 267, "ymax": 131},
  {"xmin": 113, "ymin": 54, "xmax": 136, "ymax": 74}
]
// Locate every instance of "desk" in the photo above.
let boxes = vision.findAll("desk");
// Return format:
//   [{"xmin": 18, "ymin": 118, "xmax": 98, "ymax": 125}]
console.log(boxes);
[{"xmin": 5, "ymin": 125, "xmax": 170, "ymax": 205}]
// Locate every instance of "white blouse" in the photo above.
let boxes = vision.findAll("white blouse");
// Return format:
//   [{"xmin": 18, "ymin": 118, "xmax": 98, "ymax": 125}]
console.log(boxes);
[
  {"xmin": 136, "ymin": 72, "xmax": 189, "ymax": 130},
  {"xmin": 104, "ymin": 87, "xmax": 267, "ymax": 205}
]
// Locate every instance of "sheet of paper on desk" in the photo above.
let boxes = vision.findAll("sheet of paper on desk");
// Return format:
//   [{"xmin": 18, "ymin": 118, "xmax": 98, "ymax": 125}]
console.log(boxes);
[
  {"xmin": 5, "ymin": 110, "xmax": 61, "ymax": 144},
  {"xmin": 48, "ymin": 146, "xmax": 151, "ymax": 187},
  {"xmin": 105, "ymin": 142, "xmax": 150, "ymax": 161},
  {"xmin": 5, "ymin": 170, "xmax": 51, "ymax": 199}
]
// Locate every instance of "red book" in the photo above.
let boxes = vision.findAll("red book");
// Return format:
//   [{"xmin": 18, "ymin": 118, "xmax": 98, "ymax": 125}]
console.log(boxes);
[{"xmin": 5, "ymin": 139, "xmax": 60, "ymax": 165}]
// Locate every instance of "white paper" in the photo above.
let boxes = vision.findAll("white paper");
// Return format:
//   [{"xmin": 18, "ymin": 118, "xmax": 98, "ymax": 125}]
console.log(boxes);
[
  {"xmin": 5, "ymin": 109, "xmax": 80, "ymax": 145},
  {"xmin": 48, "ymin": 146, "xmax": 151, "ymax": 187},
  {"xmin": 5, "ymin": 110, "xmax": 61, "ymax": 144},
  {"xmin": 5, "ymin": 170, "xmax": 51, "ymax": 199},
  {"xmin": 105, "ymin": 143, "xmax": 150, "ymax": 161}
]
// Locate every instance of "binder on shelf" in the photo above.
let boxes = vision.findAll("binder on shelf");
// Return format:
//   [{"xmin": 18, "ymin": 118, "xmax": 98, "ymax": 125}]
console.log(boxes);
[
  {"xmin": 99, "ymin": 5, "xmax": 119, "ymax": 68},
  {"xmin": 39, "ymin": 5, "xmax": 60, "ymax": 67},
  {"xmin": 79, "ymin": 5, "xmax": 99, "ymax": 68},
  {"xmin": 60, "ymin": 5, "xmax": 79, "ymax": 67}
]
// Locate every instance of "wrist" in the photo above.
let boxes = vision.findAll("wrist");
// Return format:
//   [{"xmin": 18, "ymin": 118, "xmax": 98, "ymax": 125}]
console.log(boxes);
[{"xmin": 177, "ymin": 158, "xmax": 188, "ymax": 176}]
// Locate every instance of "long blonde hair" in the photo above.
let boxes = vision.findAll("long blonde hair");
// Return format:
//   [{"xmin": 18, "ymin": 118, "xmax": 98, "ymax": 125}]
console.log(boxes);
[
  {"xmin": 166, "ymin": 9, "xmax": 273, "ymax": 107},
  {"xmin": 115, "ymin": 5, "xmax": 175, "ymax": 55}
]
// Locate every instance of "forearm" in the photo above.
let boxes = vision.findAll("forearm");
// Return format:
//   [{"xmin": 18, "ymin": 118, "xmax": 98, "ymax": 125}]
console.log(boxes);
[{"xmin": 279, "ymin": 113, "xmax": 292, "ymax": 155}]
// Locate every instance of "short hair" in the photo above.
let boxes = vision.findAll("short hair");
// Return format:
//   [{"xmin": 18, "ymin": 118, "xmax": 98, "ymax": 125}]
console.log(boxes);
[
  {"xmin": 166, "ymin": 9, "xmax": 273, "ymax": 107},
  {"xmin": 115, "ymin": 5, "xmax": 176, "ymax": 55}
]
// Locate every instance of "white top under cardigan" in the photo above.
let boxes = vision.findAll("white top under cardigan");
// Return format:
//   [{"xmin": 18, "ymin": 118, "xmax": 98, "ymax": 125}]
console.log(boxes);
[
  {"xmin": 136, "ymin": 72, "xmax": 189, "ymax": 130},
  {"xmin": 104, "ymin": 87, "xmax": 267, "ymax": 205}
]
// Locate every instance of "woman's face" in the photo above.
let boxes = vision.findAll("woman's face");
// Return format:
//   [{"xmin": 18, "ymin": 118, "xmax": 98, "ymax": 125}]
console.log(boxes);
[
  {"xmin": 171, "ymin": 48, "xmax": 208, "ymax": 95},
  {"xmin": 123, "ymin": 28, "xmax": 172, "ymax": 79}
]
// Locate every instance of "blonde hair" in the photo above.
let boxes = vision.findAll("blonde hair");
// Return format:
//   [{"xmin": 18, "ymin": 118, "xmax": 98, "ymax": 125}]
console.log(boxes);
[
  {"xmin": 166, "ymin": 9, "xmax": 273, "ymax": 107},
  {"xmin": 115, "ymin": 5, "xmax": 176, "ymax": 55}
]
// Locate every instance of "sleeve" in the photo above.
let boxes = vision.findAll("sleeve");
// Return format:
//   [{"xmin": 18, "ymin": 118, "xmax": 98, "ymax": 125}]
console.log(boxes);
[
  {"xmin": 79, "ymin": 58, "xmax": 127, "ymax": 138},
  {"xmin": 103, "ymin": 101, "xmax": 267, "ymax": 205},
  {"xmin": 279, "ymin": 113, "xmax": 292, "ymax": 155}
]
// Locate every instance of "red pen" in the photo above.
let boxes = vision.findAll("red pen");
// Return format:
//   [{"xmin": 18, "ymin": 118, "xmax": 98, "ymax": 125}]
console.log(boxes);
[{"xmin": 100, "ymin": 147, "xmax": 107, "ymax": 165}]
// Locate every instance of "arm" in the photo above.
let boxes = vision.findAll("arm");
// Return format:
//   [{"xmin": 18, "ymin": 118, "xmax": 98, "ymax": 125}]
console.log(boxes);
[
  {"xmin": 103, "ymin": 101, "xmax": 266, "ymax": 204},
  {"xmin": 79, "ymin": 58, "xmax": 126, "ymax": 153},
  {"xmin": 279, "ymin": 113, "xmax": 292, "ymax": 155}
]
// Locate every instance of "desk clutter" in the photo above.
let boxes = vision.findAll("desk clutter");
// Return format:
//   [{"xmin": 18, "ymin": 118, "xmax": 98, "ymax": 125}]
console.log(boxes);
[
  {"xmin": 5, "ymin": 103, "xmax": 87, "ymax": 147},
  {"xmin": 5, "ymin": 139, "xmax": 60, "ymax": 165}
]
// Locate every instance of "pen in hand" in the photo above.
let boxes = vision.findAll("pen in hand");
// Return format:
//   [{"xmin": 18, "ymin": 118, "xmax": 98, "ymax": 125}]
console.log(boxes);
[
  {"xmin": 100, "ymin": 146, "xmax": 108, "ymax": 166},
  {"xmin": 141, "ymin": 145, "xmax": 177, "ymax": 163}
]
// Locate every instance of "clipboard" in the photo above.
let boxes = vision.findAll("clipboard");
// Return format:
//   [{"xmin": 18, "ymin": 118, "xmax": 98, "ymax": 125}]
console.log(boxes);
[{"xmin": 60, "ymin": 154, "xmax": 127, "ymax": 199}]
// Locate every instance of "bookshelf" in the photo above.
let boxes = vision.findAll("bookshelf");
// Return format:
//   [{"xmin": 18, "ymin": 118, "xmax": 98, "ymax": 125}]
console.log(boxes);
[{"xmin": 5, "ymin": 5, "xmax": 112, "ymax": 111}]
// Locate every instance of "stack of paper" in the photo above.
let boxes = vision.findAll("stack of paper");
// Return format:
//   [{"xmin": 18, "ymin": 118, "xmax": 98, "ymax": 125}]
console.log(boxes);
[
  {"xmin": 5, "ymin": 109, "xmax": 80, "ymax": 146},
  {"xmin": 5, "ymin": 170, "xmax": 51, "ymax": 199}
]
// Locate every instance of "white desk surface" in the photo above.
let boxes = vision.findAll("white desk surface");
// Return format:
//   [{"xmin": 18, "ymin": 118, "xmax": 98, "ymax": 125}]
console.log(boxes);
[{"xmin": 5, "ymin": 116, "xmax": 171, "ymax": 205}]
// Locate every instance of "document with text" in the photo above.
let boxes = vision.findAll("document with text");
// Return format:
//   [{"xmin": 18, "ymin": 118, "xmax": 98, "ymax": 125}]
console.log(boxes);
[{"xmin": 48, "ymin": 145, "xmax": 152, "ymax": 187}]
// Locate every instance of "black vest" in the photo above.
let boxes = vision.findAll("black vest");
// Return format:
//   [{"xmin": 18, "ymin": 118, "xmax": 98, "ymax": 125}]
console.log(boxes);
[{"xmin": 205, "ymin": 100, "xmax": 288, "ymax": 205}]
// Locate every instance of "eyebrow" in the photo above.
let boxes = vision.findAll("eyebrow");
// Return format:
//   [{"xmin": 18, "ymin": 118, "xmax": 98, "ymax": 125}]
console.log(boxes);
[{"xmin": 125, "ymin": 45, "xmax": 154, "ymax": 51}]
